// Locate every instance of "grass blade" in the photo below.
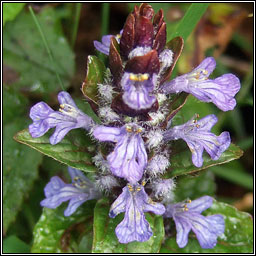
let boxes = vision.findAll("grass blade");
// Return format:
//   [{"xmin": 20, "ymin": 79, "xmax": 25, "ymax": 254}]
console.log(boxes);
[
  {"xmin": 101, "ymin": 3, "xmax": 110, "ymax": 37},
  {"xmin": 28, "ymin": 6, "xmax": 65, "ymax": 91},
  {"xmin": 97, "ymin": 3, "xmax": 110, "ymax": 61},
  {"xmin": 71, "ymin": 3, "xmax": 82, "ymax": 48},
  {"xmin": 168, "ymin": 3, "xmax": 209, "ymax": 41},
  {"xmin": 211, "ymin": 161, "xmax": 253, "ymax": 191}
]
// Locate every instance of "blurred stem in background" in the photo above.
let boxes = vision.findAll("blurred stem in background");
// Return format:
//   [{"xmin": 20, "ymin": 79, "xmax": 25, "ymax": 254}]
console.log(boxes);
[
  {"xmin": 101, "ymin": 3, "xmax": 110, "ymax": 39},
  {"xmin": 28, "ymin": 6, "xmax": 65, "ymax": 91},
  {"xmin": 71, "ymin": 3, "xmax": 82, "ymax": 49},
  {"xmin": 97, "ymin": 3, "xmax": 110, "ymax": 62},
  {"xmin": 237, "ymin": 61, "xmax": 253, "ymax": 104}
]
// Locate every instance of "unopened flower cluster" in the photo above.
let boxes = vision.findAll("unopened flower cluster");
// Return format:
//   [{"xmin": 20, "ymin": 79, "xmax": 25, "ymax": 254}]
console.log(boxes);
[{"xmin": 29, "ymin": 4, "xmax": 240, "ymax": 248}]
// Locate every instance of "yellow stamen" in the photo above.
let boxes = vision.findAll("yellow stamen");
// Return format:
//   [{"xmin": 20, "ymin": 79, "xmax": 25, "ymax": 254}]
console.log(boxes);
[
  {"xmin": 129, "ymin": 74, "xmax": 137, "ymax": 81},
  {"xmin": 203, "ymin": 70, "xmax": 208, "ymax": 75},
  {"xmin": 129, "ymin": 73, "xmax": 149, "ymax": 82},
  {"xmin": 195, "ymin": 72, "xmax": 200, "ymax": 80},
  {"xmin": 141, "ymin": 74, "xmax": 149, "ymax": 81},
  {"xmin": 126, "ymin": 126, "xmax": 132, "ymax": 133},
  {"xmin": 136, "ymin": 127, "xmax": 143, "ymax": 134},
  {"xmin": 128, "ymin": 184, "xmax": 133, "ymax": 192}
]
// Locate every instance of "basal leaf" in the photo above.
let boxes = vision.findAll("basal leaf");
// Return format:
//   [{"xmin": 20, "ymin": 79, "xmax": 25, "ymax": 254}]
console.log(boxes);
[
  {"xmin": 165, "ymin": 142, "xmax": 243, "ymax": 178},
  {"xmin": 3, "ymin": 3, "xmax": 25, "ymax": 26},
  {"xmin": 14, "ymin": 128, "xmax": 97, "ymax": 173},
  {"xmin": 3, "ymin": 118, "xmax": 43, "ymax": 232},
  {"xmin": 160, "ymin": 200, "xmax": 253, "ymax": 253},
  {"xmin": 31, "ymin": 201, "xmax": 96, "ymax": 253},
  {"xmin": 77, "ymin": 231, "xmax": 94, "ymax": 253},
  {"xmin": 92, "ymin": 198, "xmax": 164, "ymax": 253},
  {"xmin": 3, "ymin": 235, "xmax": 30, "ymax": 253},
  {"xmin": 3, "ymin": 85, "xmax": 29, "ymax": 125},
  {"xmin": 82, "ymin": 55, "xmax": 106, "ymax": 105},
  {"xmin": 3, "ymin": 7, "xmax": 75, "ymax": 94}
]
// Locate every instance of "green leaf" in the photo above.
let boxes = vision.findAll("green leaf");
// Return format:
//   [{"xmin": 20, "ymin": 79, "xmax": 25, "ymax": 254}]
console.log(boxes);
[
  {"xmin": 6, "ymin": 175, "xmax": 47, "ymax": 243},
  {"xmin": 82, "ymin": 55, "xmax": 106, "ymax": 104},
  {"xmin": 237, "ymin": 62, "xmax": 253, "ymax": 103},
  {"xmin": 237, "ymin": 136, "xmax": 253, "ymax": 151},
  {"xmin": 210, "ymin": 161, "xmax": 253, "ymax": 191},
  {"xmin": 165, "ymin": 142, "xmax": 243, "ymax": 178},
  {"xmin": 77, "ymin": 232, "xmax": 94, "ymax": 253},
  {"xmin": 31, "ymin": 201, "xmax": 96, "ymax": 253},
  {"xmin": 92, "ymin": 198, "xmax": 165, "ymax": 253},
  {"xmin": 3, "ymin": 119, "xmax": 43, "ymax": 232},
  {"xmin": 3, "ymin": 7, "xmax": 75, "ymax": 94},
  {"xmin": 232, "ymin": 32, "xmax": 253, "ymax": 55},
  {"xmin": 3, "ymin": 235, "xmax": 30, "ymax": 253},
  {"xmin": 74, "ymin": 97, "xmax": 101, "ymax": 124},
  {"xmin": 171, "ymin": 95, "xmax": 216, "ymax": 130},
  {"xmin": 14, "ymin": 128, "xmax": 97, "ymax": 173},
  {"xmin": 168, "ymin": 3, "xmax": 209, "ymax": 41},
  {"xmin": 3, "ymin": 85, "xmax": 29, "ymax": 125},
  {"xmin": 160, "ymin": 200, "xmax": 253, "ymax": 253},
  {"xmin": 3, "ymin": 3, "xmax": 25, "ymax": 26},
  {"xmin": 174, "ymin": 170, "xmax": 216, "ymax": 202}
]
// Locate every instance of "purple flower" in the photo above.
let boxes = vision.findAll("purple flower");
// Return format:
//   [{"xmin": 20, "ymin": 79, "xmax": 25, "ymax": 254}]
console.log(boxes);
[
  {"xmin": 29, "ymin": 91, "xmax": 94, "ymax": 145},
  {"xmin": 165, "ymin": 196, "xmax": 225, "ymax": 249},
  {"xmin": 163, "ymin": 114, "xmax": 231, "ymax": 167},
  {"xmin": 121, "ymin": 72, "xmax": 157, "ymax": 110},
  {"xmin": 40, "ymin": 167, "xmax": 101, "ymax": 216},
  {"xmin": 93, "ymin": 124, "xmax": 147, "ymax": 183},
  {"xmin": 109, "ymin": 183, "xmax": 165, "ymax": 243},
  {"xmin": 94, "ymin": 31, "xmax": 122, "ymax": 55},
  {"xmin": 161, "ymin": 57, "xmax": 241, "ymax": 111}
]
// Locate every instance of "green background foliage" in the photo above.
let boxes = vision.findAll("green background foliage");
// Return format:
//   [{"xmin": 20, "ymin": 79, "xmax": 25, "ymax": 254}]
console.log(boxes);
[{"xmin": 3, "ymin": 3, "xmax": 253, "ymax": 253}]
